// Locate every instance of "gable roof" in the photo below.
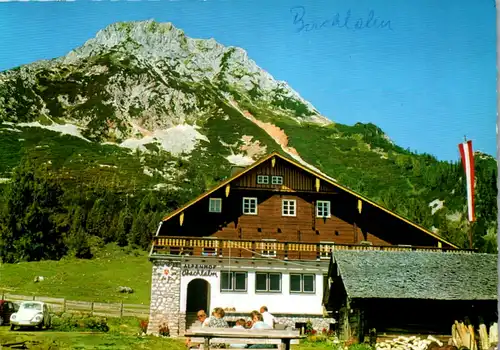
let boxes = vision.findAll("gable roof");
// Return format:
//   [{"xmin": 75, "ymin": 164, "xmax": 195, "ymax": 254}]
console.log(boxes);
[
  {"xmin": 160, "ymin": 151, "xmax": 458, "ymax": 248},
  {"xmin": 330, "ymin": 250, "xmax": 498, "ymax": 301}
]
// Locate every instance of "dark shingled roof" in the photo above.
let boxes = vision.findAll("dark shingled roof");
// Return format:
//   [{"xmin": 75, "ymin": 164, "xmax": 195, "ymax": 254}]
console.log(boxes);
[{"xmin": 331, "ymin": 250, "xmax": 498, "ymax": 301}]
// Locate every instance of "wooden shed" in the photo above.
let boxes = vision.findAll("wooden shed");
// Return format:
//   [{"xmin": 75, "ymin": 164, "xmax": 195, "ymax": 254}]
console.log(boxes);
[{"xmin": 323, "ymin": 250, "xmax": 498, "ymax": 342}]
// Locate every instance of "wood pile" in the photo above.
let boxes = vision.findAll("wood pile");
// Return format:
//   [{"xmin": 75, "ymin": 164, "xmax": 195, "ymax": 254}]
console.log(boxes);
[
  {"xmin": 374, "ymin": 321, "xmax": 498, "ymax": 350},
  {"xmin": 376, "ymin": 335, "xmax": 444, "ymax": 350},
  {"xmin": 451, "ymin": 321, "xmax": 498, "ymax": 350}
]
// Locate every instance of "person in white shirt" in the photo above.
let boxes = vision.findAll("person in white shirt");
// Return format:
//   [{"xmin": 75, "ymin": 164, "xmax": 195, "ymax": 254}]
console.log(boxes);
[{"xmin": 259, "ymin": 306, "xmax": 276, "ymax": 329}]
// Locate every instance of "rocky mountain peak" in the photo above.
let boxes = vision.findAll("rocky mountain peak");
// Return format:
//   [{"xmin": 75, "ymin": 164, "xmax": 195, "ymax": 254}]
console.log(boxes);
[
  {"xmin": 0, "ymin": 19, "xmax": 331, "ymax": 159},
  {"xmin": 60, "ymin": 20, "xmax": 329, "ymax": 125}
]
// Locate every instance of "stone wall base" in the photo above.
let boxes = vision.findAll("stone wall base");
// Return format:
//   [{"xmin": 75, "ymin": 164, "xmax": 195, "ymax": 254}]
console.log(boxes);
[
  {"xmin": 147, "ymin": 311, "xmax": 187, "ymax": 337},
  {"xmin": 175, "ymin": 313, "xmax": 336, "ymax": 336},
  {"xmin": 150, "ymin": 313, "xmax": 336, "ymax": 338},
  {"xmin": 147, "ymin": 260, "xmax": 183, "ymax": 337},
  {"xmin": 224, "ymin": 314, "xmax": 336, "ymax": 331}
]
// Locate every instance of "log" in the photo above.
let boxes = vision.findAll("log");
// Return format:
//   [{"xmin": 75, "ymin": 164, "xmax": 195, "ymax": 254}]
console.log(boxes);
[
  {"xmin": 479, "ymin": 324, "xmax": 489, "ymax": 350},
  {"xmin": 428, "ymin": 335, "xmax": 443, "ymax": 347},
  {"xmin": 489, "ymin": 323, "xmax": 498, "ymax": 348},
  {"xmin": 469, "ymin": 324, "xmax": 476, "ymax": 350},
  {"xmin": 375, "ymin": 334, "xmax": 441, "ymax": 350},
  {"xmin": 452, "ymin": 322, "xmax": 463, "ymax": 348}
]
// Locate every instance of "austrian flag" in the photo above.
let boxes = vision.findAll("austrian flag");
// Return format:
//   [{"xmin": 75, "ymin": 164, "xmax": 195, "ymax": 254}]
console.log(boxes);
[{"xmin": 458, "ymin": 140, "xmax": 475, "ymax": 222}]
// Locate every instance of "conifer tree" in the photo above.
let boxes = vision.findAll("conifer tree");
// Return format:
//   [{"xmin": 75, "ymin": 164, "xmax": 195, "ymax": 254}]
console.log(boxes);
[{"xmin": 0, "ymin": 156, "xmax": 67, "ymax": 262}]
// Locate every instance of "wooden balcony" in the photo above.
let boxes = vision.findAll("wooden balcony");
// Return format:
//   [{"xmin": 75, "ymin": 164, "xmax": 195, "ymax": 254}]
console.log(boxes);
[{"xmin": 151, "ymin": 236, "xmax": 473, "ymax": 261}]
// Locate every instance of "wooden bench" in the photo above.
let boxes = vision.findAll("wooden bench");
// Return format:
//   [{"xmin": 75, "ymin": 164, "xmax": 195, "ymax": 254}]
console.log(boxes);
[{"xmin": 185, "ymin": 327, "xmax": 305, "ymax": 350}]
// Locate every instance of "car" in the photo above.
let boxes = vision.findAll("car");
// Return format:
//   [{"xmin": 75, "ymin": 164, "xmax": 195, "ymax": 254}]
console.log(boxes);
[
  {"xmin": 0, "ymin": 300, "xmax": 18, "ymax": 326},
  {"xmin": 10, "ymin": 301, "xmax": 51, "ymax": 330}
]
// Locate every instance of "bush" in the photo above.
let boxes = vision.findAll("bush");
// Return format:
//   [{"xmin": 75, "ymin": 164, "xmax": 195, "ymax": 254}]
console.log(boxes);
[
  {"xmin": 83, "ymin": 316, "xmax": 110, "ymax": 332},
  {"xmin": 303, "ymin": 322, "xmax": 339, "ymax": 344},
  {"xmin": 302, "ymin": 324, "xmax": 372, "ymax": 350},
  {"xmin": 51, "ymin": 313, "xmax": 109, "ymax": 332}
]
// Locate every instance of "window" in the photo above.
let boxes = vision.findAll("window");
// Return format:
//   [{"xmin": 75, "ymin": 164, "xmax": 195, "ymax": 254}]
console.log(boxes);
[
  {"xmin": 316, "ymin": 200, "xmax": 331, "ymax": 218},
  {"xmin": 290, "ymin": 274, "xmax": 315, "ymax": 293},
  {"xmin": 209, "ymin": 198, "xmax": 222, "ymax": 213},
  {"xmin": 271, "ymin": 176, "xmax": 283, "ymax": 185},
  {"xmin": 221, "ymin": 271, "xmax": 247, "ymax": 292},
  {"xmin": 260, "ymin": 239, "xmax": 277, "ymax": 258},
  {"xmin": 202, "ymin": 247, "xmax": 217, "ymax": 256},
  {"xmin": 282, "ymin": 199, "xmax": 296, "ymax": 217},
  {"xmin": 257, "ymin": 175, "xmax": 269, "ymax": 184},
  {"xmin": 255, "ymin": 272, "xmax": 281, "ymax": 293},
  {"xmin": 243, "ymin": 197, "xmax": 258, "ymax": 215},
  {"xmin": 319, "ymin": 242, "xmax": 334, "ymax": 259}
]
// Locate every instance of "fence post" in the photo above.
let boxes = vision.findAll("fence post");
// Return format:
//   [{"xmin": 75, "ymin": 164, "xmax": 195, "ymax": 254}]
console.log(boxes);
[
  {"xmin": 91, "ymin": 302, "xmax": 94, "ymax": 317},
  {"xmin": 1, "ymin": 291, "xmax": 4, "ymax": 300},
  {"xmin": 63, "ymin": 299, "xmax": 66, "ymax": 313},
  {"xmin": 32, "ymin": 295, "xmax": 35, "ymax": 301},
  {"xmin": 120, "ymin": 302, "xmax": 124, "ymax": 318}
]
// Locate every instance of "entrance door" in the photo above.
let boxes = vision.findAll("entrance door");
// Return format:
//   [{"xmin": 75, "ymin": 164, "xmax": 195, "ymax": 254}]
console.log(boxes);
[{"xmin": 186, "ymin": 278, "xmax": 210, "ymax": 313}]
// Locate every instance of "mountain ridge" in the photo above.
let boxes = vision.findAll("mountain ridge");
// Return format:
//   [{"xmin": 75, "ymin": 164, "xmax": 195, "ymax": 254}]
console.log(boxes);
[{"xmin": 0, "ymin": 20, "xmax": 496, "ymax": 258}]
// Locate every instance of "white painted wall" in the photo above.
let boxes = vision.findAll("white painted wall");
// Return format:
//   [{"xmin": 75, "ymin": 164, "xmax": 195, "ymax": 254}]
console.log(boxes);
[{"xmin": 179, "ymin": 266, "xmax": 326, "ymax": 315}]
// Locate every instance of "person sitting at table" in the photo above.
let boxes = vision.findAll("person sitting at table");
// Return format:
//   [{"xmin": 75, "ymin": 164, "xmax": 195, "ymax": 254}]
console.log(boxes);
[
  {"xmin": 229, "ymin": 319, "xmax": 248, "ymax": 349},
  {"xmin": 249, "ymin": 311, "xmax": 271, "ymax": 330},
  {"xmin": 247, "ymin": 311, "xmax": 276, "ymax": 349},
  {"xmin": 259, "ymin": 306, "xmax": 276, "ymax": 329},
  {"xmin": 186, "ymin": 310, "xmax": 210, "ymax": 349},
  {"xmin": 206, "ymin": 307, "xmax": 229, "ymax": 349},
  {"xmin": 234, "ymin": 318, "xmax": 247, "ymax": 329},
  {"xmin": 207, "ymin": 307, "xmax": 229, "ymax": 328}
]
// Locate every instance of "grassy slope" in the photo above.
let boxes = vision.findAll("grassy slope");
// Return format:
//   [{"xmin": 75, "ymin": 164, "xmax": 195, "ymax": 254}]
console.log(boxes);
[
  {"xmin": 0, "ymin": 244, "xmax": 152, "ymax": 304},
  {"xmin": 0, "ymin": 96, "xmax": 280, "ymax": 188},
  {"xmin": 0, "ymin": 126, "xmax": 157, "ymax": 189}
]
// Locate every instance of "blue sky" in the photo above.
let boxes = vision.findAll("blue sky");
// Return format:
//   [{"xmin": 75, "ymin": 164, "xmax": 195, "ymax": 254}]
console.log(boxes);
[{"xmin": 0, "ymin": 0, "xmax": 496, "ymax": 161}]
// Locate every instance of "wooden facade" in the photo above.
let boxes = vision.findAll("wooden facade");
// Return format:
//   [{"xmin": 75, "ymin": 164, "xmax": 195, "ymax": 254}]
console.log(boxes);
[
  {"xmin": 324, "ymin": 250, "xmax": 498, "ymax": 341},
  {"xmin": 334, "ymin": 298, "xmax": 498, "ymax": 342},
  {"xmin": 154, "ymin": 152, "xmax": 457, "ymax": 259}
]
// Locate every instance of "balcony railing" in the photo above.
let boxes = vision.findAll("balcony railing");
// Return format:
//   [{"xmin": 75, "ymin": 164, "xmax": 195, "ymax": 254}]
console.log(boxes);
[{"xmin": 151, "ymin": 236, "xmax": 473, "ymax": 261}]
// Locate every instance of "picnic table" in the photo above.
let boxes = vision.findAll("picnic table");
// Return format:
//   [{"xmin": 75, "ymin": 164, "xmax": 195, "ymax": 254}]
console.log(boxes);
[{"xmin": 185, "ymin": 326, "xmax": 306, "ymax": 350}]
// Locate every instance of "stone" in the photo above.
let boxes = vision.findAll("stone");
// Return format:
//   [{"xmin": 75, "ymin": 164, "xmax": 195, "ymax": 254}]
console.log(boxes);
[{"xmin": 147, "ymin": 259, "xmax": 183, "ymax": 336}]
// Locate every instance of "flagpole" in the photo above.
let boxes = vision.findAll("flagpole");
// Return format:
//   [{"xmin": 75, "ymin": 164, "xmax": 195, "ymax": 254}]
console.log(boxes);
[
  {"xmin": 467, "ymin": 138, "xmax": 473, "ymax": 249},
  {"xmin": 467, "ymin": 137, "xmax": 473, "ymax": 250},
  {"xmin": 459, "ymin": 137, "xmax": 474, "ymax": 249},
  {"xmin": 469, "ymin": 221, "xmax": 473, "ymax": 250}
]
